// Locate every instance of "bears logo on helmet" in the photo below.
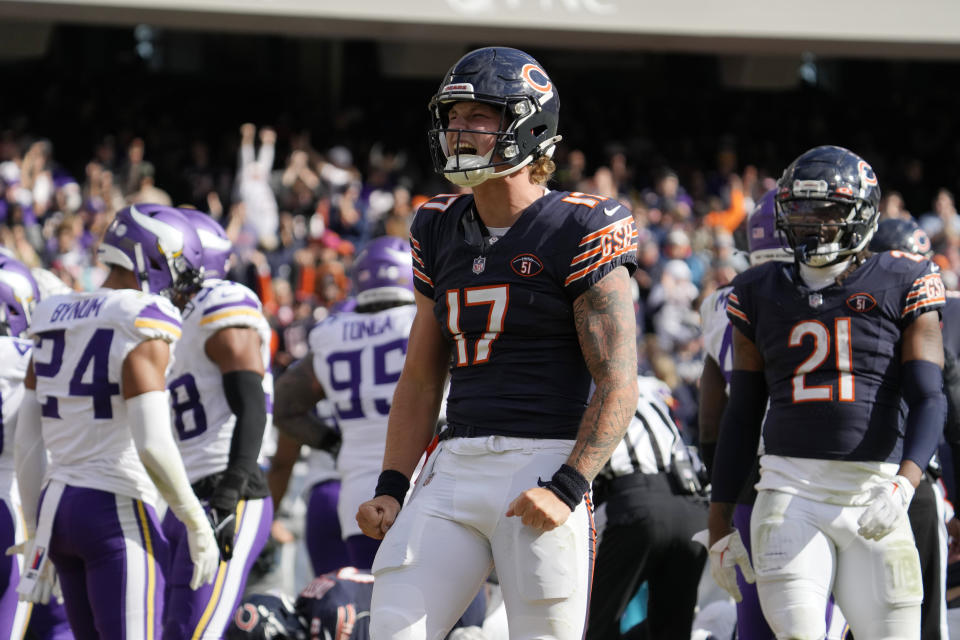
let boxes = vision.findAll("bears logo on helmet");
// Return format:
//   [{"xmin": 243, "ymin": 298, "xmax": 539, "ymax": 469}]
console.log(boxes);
[
  {"xmin": 427, "ymin": 47, "xmax": 562, "ymax": 187},
  {"xmin": 775, "ymin": 145, "xmax": 881, "ymax": 267},
  {"xmin": 225, "ymin": 594, "xmax": 307, "ymax": 640},
  {"xmin": 869, "ymin": 218, "xmax": 933, "ymax": 258}
]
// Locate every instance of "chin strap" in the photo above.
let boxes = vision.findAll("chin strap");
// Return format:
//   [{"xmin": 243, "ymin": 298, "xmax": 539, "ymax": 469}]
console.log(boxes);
[{"xmin": 444, "ymin": 135, "xmax": 562, "ymax": 188}]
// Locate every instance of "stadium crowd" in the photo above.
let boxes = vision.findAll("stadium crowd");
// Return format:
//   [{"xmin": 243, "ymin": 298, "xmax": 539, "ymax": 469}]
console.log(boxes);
[
  {"xmin": 2, "ymin": 124, "xmax": 958, "ymax": 439},
  {"xmin": 4, "ymin": 104, "xmax": 960, "ymax": 638}
]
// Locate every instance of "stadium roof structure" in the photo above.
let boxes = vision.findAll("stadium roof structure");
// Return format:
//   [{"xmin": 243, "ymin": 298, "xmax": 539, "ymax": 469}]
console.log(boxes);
[{"xmin": 1, "ymin": 0, "xmax": 960, "ymax": 60}]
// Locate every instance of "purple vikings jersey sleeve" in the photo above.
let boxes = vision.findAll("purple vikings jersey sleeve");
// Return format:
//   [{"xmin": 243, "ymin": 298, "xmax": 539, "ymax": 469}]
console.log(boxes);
[
  {"xmin": 410, "ymin": 190, "xmax": 638, "ymax": 439},
  {"xmin": 726, "ymin": 252, "xmax": 945, "ymax": 463},
  {"xmin": 132, "ymin": 296, "xmax": 183, "ymax": 344}
]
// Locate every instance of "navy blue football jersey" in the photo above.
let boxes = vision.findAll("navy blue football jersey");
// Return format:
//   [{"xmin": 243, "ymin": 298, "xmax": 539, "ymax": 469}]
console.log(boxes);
[
  {"xmin": 295, "ymin": 568, "xmax": 486, "ymax": 639},
  {"xmin": 411, "ymin": 190, "xmax": 638, "ymax": 439},
  {"xmin": 727, "ymin": 251, "xmax": 945, "ymax": 462},
  {"xmin": 297, "ymin": 569, "xmax": 373, "ymax": 640}
]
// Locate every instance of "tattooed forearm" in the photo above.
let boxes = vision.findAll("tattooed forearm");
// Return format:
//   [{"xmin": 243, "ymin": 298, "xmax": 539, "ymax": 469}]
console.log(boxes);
[
  {"xmin": 568, "ymin": 266, "xmax": 639, "ymax": 481},
  {"xmin": 273, "ymin": 356, "xmax": 335, "ymax": 449}
]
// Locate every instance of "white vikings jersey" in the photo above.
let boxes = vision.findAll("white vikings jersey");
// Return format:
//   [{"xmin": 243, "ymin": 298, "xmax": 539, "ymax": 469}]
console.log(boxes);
[
  {"xmin": 169, "ymin": 279, "xmax": 273, "ymax": 483},
  {"xmin": 699, "ymin": 285, "xmax": 733, "ymax": 384},
  {"xmin": 0, "ymin": 337, "xmax": 32, "ymax": 477},
  {"xmin": 309, "ymin": 305, "xmax": 415, "ymax": 478},
  {"xmin": 30, "ymin": 289, "xmax": 183, "ymax": 505}
]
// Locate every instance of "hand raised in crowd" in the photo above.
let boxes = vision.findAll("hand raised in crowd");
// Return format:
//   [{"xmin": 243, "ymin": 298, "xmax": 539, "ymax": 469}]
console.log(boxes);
[{"xmin": 240, "ymin": 122, "xmax": 256, "ymax": 144}]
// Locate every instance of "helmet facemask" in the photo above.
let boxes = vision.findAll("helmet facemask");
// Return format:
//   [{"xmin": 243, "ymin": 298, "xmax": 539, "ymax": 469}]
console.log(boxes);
[{"xmin": 776, "ymin": 199, "xmax": 878, "ymax": 267}]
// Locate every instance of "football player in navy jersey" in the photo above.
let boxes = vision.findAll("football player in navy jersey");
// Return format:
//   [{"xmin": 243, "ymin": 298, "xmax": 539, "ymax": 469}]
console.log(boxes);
[
  {"xmin": 706, "ymin": 146, "xmax": 946, "ymax": 639},
  {"xmin": 696, "ymin": 190, "xmax": 848, "ymax": 639},
  {"xmin": 355, "ymin": 46, "xmax": 639, "ymax": 640},
  {"xmin": 225, "ymin": 568, "xmax": 490, "ymax": 640}
]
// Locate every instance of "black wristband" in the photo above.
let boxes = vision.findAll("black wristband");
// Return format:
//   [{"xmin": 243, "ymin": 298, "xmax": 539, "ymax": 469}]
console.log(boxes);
[
  {"xmin": 541, "ymin": 464, "xmax": 591, "ymax": 511},
  {"xmin": 374, "ymin": 470, "xmax": 410, "ymax": 507}
]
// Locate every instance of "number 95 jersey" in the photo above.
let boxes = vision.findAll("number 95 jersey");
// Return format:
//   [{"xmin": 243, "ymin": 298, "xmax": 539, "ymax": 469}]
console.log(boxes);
[
  {"xmin": 411, "ymin": 190, "xmax": 638, "ymax": 439},
  {"xmin": 308, "ymin": 304, "xmax": 415, "ymax": 474},
  {"xmin": 726, "ymin": 251, "xmax": 945, "ymax": 463},
  {"xmin": 168, "ymin": 279, "xmax": 273, "ymax": 482}
]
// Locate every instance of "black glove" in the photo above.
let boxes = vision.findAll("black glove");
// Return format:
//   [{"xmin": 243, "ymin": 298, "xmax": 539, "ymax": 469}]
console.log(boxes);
[
  {"xmin": 207, "ymin": 470, "xmax": 246, "ymax": 561},
  {"xmin": 318, "ymin": 425, "xmax": 342, "ymax": 458}
]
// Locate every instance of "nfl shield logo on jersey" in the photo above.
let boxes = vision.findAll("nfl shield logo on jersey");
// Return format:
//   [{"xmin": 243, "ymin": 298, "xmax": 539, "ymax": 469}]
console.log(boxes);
[{"xmin": 472, "ymin": 256, "xmax": 486, "ymax": 274}]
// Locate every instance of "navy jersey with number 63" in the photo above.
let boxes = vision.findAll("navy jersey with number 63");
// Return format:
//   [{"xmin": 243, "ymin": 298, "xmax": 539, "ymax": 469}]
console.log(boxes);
[
  {"xmin": 411, "ymin": 190, "xmax": 638, "ymax": 439},
  {"xmin": 726, "ymin": 251, "xmax": 945, "ymax": 463}
]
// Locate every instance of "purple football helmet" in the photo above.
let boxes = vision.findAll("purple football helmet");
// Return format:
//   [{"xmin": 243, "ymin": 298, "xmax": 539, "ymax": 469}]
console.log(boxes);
[
  {"xmin": 748, "ymin": 188, "xmax": 792, "ymax": 266},
  {"xmin": 177, "ymin": 208, "xmax": 233, "ymax": 279},
  {"xmin": 0, "ymin": 254, "xmax": 40, "ymax": 338},
  {"xmin": 98, "ymin": 204, "xmax": 204, "ymax": 305},
  {"xmin": 352, "ymin": 236, "xmax": 415, "ymax": 307}
]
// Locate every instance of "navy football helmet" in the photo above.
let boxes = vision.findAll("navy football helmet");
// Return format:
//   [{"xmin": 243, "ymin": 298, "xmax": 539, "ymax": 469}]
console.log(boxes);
[
  {"xmin": 225, "ymin": 593, "xmax": 307, "ymax": 640},
  {"xmin": 0, "ymin": 254, "xmax": 40, "ymax": 338},
  {"xmin": 869, "ymin": 218, "xmax": 933, "ymax": 257},
  {"xmin": 775, "ymin": 145, "xmax": 881, "ymax": 267},
  {"xmin": 428, "ymin": 47, "xmax": 561, "ymax": 187}
]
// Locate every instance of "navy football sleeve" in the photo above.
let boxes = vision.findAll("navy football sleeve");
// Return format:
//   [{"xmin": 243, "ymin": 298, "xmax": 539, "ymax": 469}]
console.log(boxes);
[{"xmin": 561, "ymin": 194, "xmax": 638, "ymax": 300}]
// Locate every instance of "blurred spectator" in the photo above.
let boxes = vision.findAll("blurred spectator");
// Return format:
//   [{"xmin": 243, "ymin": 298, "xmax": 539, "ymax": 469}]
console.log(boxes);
[
  {"xmin": 279, "ymin": 149, "xmax": 323, "ymax": 218},
  {"xmin": 180, "ymin": 140, "xmax": 219, "ymax": 210},
  {"xmin": 119, "ymin": 137, "xmax": 147, "ymax": 196},
  {"xmin": 642, "ymin": 167, "xmax": 694, "ymax": 225},
  {"xmin": 237, "ymin": 123, "xmax": 280, "ymax": 250},
  {"xmin": 702, "ymin": 174, "xmax": 746, "ymax": 233},
  {"xmin": 126, "ymin": 161, "xmax": 172, "ymax": 206},
  {"xmin": 646, "ymin": 259, "xmax": 701, "ymax": 353},
  {"xmin": 919, "ymin": 188, "xmax": 959, "ymax": 245},
  {"xmin": 663, "ymin": 228, "xmax": 707, "ymax": 288},
  {"xmin": 879, "ymin": 190, "xmax": 913, "ymax": 221}
]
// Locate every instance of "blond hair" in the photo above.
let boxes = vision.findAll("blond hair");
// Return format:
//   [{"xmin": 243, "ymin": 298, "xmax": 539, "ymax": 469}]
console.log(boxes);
[{"xmin": 529, "ymin": 156, "xmax": 556, "ymax": 186}]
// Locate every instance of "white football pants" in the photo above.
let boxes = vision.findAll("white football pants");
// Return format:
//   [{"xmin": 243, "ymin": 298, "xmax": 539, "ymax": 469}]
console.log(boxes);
[
  {"xmin": 370, "ymin": 436, "xmax": 594, "ymax": 640},
  {"xmin": 751, "ymin": 489, "xmax": 922, "ymax": 640}
]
